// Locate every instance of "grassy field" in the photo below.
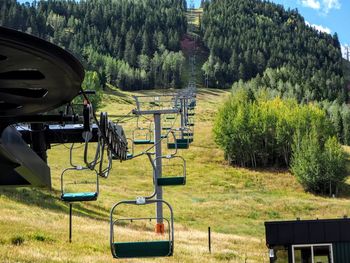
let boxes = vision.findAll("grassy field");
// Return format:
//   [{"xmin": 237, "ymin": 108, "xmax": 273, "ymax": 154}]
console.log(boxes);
[{"xmin": 2, "ymin": 88, "xmax": 350, "ymax": 262}]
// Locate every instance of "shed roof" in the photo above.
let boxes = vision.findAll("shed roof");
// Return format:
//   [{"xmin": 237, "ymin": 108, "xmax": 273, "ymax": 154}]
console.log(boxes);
[{"xmin": 265, "ymin": 218, "xmax": 350, "ymax": 247}]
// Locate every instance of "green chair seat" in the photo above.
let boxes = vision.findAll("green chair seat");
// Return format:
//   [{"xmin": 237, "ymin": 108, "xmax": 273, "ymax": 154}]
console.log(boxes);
[
  {"xmin": 134, "ymin": 140, "xmax": 154, "ymax": 145},
  {"xmin": 157, "ymin": 177, "xmax": 185, "ymax": 186},
  {"xmin": 113, "ymin": 241, "xmax": 172, "ymax": 258},
  {"xmin": 166, "ymin": 116, "xmax": 175, "ymax": 120},
  {"xmin": 167, "ymin": 142, "xmax": 189, "ymax": 149},
  {"xmin": 189, "ymin": 101, "xmax": 196, "ymax": 107},
  {"xmin": 61, "ymin": 192, "xmax": 98, "ymax": 202},
  {"xmin": 127, "ymin": 153, "xmax": 133, "ymax": 159},
  {"xmin": 177, "ymin": 139, "xmax": 189, "ymax": 144}
]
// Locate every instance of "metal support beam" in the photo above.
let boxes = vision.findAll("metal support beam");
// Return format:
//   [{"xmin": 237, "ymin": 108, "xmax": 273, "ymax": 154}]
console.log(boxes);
[
  {"xmin": 133, "ymin": 109, "xmax": 178, "ymax": 116},
  {"xmin": 0, "ymin": 114, "xmax": 79, "ymax": 125},
  {"xmin": 18, "ymin": 124, "xmax": 99, "ymax": 144},
  {"xmin": 154, "ymin": 113, "xmax": 164, "ymax": 234},
  {"xmin": 30, "ymin": 123, "xmax": 47, "ymax": 163}
]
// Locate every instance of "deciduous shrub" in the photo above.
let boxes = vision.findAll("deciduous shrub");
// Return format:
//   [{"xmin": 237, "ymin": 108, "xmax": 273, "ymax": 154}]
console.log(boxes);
[
  {"xmin": 214, "ymin": 88, "xmax": 333, "ymax": 168},
  {"xmin": 214, "ymin": 88, "xmax": 347, "ymax": 195},
  {"xmin": 291, "ymin": 133, "xmax": 346, "ymax": 195}
]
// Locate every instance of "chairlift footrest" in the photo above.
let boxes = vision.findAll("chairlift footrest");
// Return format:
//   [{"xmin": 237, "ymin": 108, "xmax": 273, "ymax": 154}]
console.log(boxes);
[{"xmin": 167, "ymin": 143, "xmax": 189, "ymax": 149}]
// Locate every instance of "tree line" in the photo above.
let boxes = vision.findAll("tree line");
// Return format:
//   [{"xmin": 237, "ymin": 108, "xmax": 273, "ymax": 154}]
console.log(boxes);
[
  {"xmin": 200, "ymin": 0, "xmax": 345, "ymax": 102},
  {"xmin": 1, "ymin": 0, "xmax": 187, "ymax": 90}
]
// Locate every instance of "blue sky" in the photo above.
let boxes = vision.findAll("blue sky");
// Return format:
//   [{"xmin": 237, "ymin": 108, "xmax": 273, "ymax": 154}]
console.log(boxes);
[{"xmin": 269, "ymin": 0, "xmax": 349, "ymax": 57}]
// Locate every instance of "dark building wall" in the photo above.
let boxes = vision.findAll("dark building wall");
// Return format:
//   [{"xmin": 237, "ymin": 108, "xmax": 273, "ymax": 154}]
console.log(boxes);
[{"xmin": 333, "ymin": 243, "xmax": 350, "ymax": 263}]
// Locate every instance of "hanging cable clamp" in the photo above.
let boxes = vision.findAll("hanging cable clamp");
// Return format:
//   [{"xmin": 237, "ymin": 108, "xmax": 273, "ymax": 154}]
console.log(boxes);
[{"xmin": 136, "ymin": 197, "xmax": 146, "ymax": 205}]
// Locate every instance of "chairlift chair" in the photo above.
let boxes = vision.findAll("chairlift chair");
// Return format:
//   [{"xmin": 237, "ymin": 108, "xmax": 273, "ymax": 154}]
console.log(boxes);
[
  {"xmin": 110, "ymin": 199, "xmax": 174, "ymax": 259},
  {"xmin": 154, "ymin": 155, "xmax": 186, "ymax": 186},
  {"xmin": 132, "ymin": 127, "xmax": 154, "ymax": 145},
  {"xmin": 61, "ymin": 167, "xmax": 99, "ymax": 202},
  {"xmin": 167, "ymin": 130, "xmax": 190, "ymax": 150},
  {"xmin": 188, "ymin": 100, "xmax": 196, "ymax": 108},
  {"xmin": 182, "ymin": 128, "xmax": 194, "ymax": 143}
]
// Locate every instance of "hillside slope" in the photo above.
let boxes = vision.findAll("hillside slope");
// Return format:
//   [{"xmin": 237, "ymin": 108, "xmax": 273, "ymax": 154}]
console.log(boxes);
[
  {"xmin": 1, "ymin": 0, "xmax": 187, "ymax": 90},
  {"xmin": 200, "ymin": 0, "xmax": 345, "ymax": 102},
  {"xmin": 1, "ymin": 89, "xmax": 350, "ymax": 262}
]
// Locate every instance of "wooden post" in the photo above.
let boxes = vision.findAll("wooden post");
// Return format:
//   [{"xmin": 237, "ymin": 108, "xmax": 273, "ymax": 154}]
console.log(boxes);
[
  {"xmin": 69, "ymin": 203, "xmax": 72, "ymax": 243},
  {"xmin": 208, "ymin": 226, "xmax": 211, "ymax": 253}
]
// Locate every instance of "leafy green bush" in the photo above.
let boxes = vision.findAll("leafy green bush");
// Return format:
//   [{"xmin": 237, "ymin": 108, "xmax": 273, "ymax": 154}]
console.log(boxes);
[
  {"xmin": 81, "ymin": 71, "xmax": 103, "ymax": 110},
  {"xmin": 291, "ymin": 133, "xmax": 346, "ymax": 195},
  {"xmin": 213, "ymin": 88, "xmax": 334, "ymax": 168},
  {"xmin": 214, "ymin": 87, "xmax": 348, "ymax": 195}
]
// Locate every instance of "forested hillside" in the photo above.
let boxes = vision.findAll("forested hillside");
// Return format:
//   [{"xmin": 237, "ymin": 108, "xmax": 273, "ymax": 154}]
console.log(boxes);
[
  {"xmin": 201, "ymin": 0, "xmax": 345, "ymax": 102},
  {"xmin": 0, "ymin": 0, "xmax": 187, "ymax": 90}
]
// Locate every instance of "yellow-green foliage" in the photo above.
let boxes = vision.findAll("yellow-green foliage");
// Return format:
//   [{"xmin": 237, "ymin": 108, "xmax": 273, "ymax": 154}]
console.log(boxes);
[
  {"xmin": 291, "ymin": 134, "xmax": 347, "ymax": 195},
  {"xmin": 214, "ymin": 88, "xmax": 334, "ymax": 168},
  {"xmin": 80, "ymin": 71, "xmax": 103, "ymax": 109}
]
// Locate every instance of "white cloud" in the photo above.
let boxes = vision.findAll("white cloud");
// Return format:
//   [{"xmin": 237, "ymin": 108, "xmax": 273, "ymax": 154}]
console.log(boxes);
[
  {"xmin": 322, "ymin": 0, "xmax": 341, "ymax": 14},
  {"xmin": 305, "ymin": 21, "xmax": 332, "ymax": 34},
  {"xmin": 299, "ymin": 0, "xmax": 341, "ymax": 14},
  {"xmin": 301, "ymin": 0, "xmax": 321, "ymax": 9}
]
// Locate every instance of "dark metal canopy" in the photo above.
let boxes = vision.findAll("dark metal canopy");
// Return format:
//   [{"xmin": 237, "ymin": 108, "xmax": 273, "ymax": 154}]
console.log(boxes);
[
  {"xmin": 0, "ymin": 27, "xmax": 86, "ymax": 188},
  {"xmin": 0, "ymin": 26, "xmax": 84, "ymax": 117},
  {"xmin": 265, "ymin": 218, "xmax": 350, "ymax": 248}
]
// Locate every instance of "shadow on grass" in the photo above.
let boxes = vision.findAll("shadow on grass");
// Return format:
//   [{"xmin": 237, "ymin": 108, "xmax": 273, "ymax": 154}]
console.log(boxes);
[
  {"xmin": 197, "ymin": 88, "xmax": 230, "ymax": 97},
  {"xmin": 103, "ymin": 87, "xmax": 135, "ymax": 105},
  {"xmin": 0, "ymin": 187, "xmax": 108, "ymax": 221}
]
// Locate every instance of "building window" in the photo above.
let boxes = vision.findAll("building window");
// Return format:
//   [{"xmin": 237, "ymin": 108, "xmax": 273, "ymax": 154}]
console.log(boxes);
[
  {"xmin": 274, "ymin": 248, "xmax": 289, "ymax": 263},
  {"xmin": 292, "ymin": 244, "xmax": 333, "ymax": 263}
]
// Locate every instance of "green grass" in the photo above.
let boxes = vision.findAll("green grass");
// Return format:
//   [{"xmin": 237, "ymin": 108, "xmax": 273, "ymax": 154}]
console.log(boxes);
[{"xmin": 2, "ymin": 88, "xmax": 350, "ymax": 262}]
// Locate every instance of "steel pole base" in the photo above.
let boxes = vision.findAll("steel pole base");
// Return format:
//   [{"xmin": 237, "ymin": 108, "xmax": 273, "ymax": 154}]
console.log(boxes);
[{"xmin": 155, "ymin": 223, "xmax": 165, "ymax": 234}]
